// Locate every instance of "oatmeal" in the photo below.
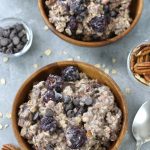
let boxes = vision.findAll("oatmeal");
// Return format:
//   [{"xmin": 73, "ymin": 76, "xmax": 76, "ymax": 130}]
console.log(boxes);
[
  {"xmin": 45, "ymin": 0, "xmax": 132, "ymax": 41},
  {"xmin": 18, "ymin": 66, "xmax": 122, "ymax": 150}
]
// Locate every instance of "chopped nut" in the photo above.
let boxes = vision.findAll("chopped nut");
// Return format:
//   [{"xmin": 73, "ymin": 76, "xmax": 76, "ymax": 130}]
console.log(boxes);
[
  {"xmin": 3, "ymin": 57, "xmax": 9, "ymax": 63},
  {"xmin": 33, "ymin": 64, "xmax": 39, "ymax": 69},
  {"xmin": 44, "ymin": 25, "xmax": 49, "ymax": 31},
  {"xmin": 94, "ymin": 64, "xmax": 101, "ymax": 68},
  {"xmin": 0, "ymin": 78, "xmax": 6, "ymax": 85},
  {"xmin": 6, "ymin": 113, "xmax": 11, "ymax": 119},
  {"xmin": 0, "ymin": 112, "xmax": 3, "ymax": 118},
  {"xmin": 112, "ymin": 58, "xmax": 117, "ymax": 64},
  {"xmin": 104, "ymin": 68, "xmax": 110, "ymax": 74},
  {"xmin": 111, "ymin": 69, "xmax": 117, "ymax": 75},
  {"xmin": 44, "ymin": 49, "xmax": 52, "ymax": 56},
  {"xmin": 0, "ymin": 124, "xmax": 3, "ymax": 130}
]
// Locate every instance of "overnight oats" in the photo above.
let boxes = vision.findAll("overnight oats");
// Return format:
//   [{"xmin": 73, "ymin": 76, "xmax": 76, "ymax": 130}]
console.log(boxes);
[
  {"xmin": 45, "ymin": 0, "xmax": 132, "ymax": 41},
  {"xmin": 18, "ymin": 66, "xmax": 122, "ymax": 150}
]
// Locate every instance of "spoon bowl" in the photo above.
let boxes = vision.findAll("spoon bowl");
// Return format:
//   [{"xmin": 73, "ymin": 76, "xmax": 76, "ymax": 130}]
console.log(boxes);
[{"xmin": 132, "ymin": 101, "xmax": 150, "ymax": 150}]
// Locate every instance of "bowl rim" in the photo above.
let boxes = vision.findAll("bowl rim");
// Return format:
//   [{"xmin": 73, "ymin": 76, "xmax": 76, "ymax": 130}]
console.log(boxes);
[
  {"xmin": 12, "ymin": 61, "xmax": 128, "ymax": 150},
  {"xmin": 0, "ymin": 17, "xmax": 33, "ymax": 57},
  {"xmin": 38, "ymin": 0, "xmax": 143, "ymax": 47}
]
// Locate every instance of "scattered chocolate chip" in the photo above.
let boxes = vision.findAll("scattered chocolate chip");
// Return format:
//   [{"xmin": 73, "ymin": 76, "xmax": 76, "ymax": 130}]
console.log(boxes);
[
  {"xmin": 0, "ymin": 38, "xmax": 9, "ymax": 46},
  {"xmin": 22, "ymin": 35, "xmax": 28, "ymax": 43},
  {"xmin": 3, "ymin": 29, "xmax": 10, "ymax": 38},
  {"xmin": 13, "ymin": 36, "xmax": 20, "ymax": 45},
  {"xmin": 18, "ymin": 30, "xmax": 25, "ymax": 38}
]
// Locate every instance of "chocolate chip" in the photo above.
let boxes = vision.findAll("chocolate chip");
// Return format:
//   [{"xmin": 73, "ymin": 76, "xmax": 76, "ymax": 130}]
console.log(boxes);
[
  {"xmin": 9, "ymin": 30, "xmax": 17, "ymax": 39},
  {"xmin": 7, "ymin": 43, "xmax": 14, "ymax": 49},
  {"xmin": 17, "ymin": 43, "xmax": 24, "ymax": 50},
  {"xmin": 3, "ymin": 29, "xmax": 10, "ymax": 38},
  {"xmin": 22, "ymin": 35, "xmax": 28, "ymax": 43},
  {"xmin": 15, "ymin": 24, "xmax": 24, "ymax": 32},
  {"xmin": 18, "ymin": 30, "xmax": 26, "ymax": 38},
  {"xmin": 13, "ymin": 36, "xmax": 20, "ymax": 45},
  {"xmin": 0, "ymin": 38, "xmax": 9, "ymax": 46},
  {"xmin": 6, "ymin": 48, "xmax": 13, "ymax": 54},
  {"xmin": 67, "ymin": 110, "xmax": 75, "ymax": 118}
]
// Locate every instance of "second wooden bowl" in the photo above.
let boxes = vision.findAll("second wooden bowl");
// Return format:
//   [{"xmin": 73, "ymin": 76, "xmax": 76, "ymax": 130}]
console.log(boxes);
[
  {"xmin": 12, "ymin": 61, "xmax": 128, "ymax": 150},
  {"xmin": 38, "ymin": 0, "xmax": 143, "ymax": 47}
]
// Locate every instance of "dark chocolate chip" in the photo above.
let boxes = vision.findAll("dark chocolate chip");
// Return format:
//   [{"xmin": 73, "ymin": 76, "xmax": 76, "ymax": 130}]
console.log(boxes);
[
  {"xmin": 17, "ymin": 43, "xmax": 24, "ymax": 50},
  {"xmin": 0, "ymin": 38, "xmax": 9, "ymax": 46},
  {"xmin": 18, "ymin": 30, "xmax": 26, "ymax": 38},
  {"xmin": 13, "ymin": 36, "xmax": 20, "ymax": 45},
  {"xmin": 22, "ymin": 35, "xmax": 28, "ymax": 43},
  {"xmin": 3, "ymin": 29, "xmax": 10, "ymax": 38},
  {"xmin": 15, "ymin": 24, "xmax": 24, "ymax": 32},
  {"xmin": 10, "ymin": 30, "xmax": 17, "ymax": 39}
]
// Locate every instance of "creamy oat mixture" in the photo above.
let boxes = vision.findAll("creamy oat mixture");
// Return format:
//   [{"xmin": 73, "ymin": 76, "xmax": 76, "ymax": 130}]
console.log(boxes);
[
  {"xmin": 18, "ymin": 66, "xmax": 122, "ymax": 150},
  {"xmin": 45, "ymin": 0, "xmax": 132, "ymax": 41}
]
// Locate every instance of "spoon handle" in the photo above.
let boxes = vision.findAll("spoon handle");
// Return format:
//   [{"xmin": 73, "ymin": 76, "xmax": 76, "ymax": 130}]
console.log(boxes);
[{"xmin": 136, "ymin": 141, "xmax": 142, "ymax": 150}]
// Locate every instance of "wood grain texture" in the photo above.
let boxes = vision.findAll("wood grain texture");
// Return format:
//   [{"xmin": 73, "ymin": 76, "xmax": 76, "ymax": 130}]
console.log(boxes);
[
  {"xmin": 12, "ymin": 61, "xmax": 128, "ymax": 150},
  {"xmin": 38, "ymin": 0, "xmax": 143, "ymax": 47}
]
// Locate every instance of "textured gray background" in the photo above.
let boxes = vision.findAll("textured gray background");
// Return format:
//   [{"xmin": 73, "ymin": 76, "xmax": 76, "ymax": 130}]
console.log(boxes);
[{"xmin": 0, "ymin": 0, "xmax": 150, "ymax": 149}]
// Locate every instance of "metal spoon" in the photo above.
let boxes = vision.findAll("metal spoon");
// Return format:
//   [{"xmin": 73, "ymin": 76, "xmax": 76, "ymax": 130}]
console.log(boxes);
[{"xmin": 132, "ymin": 100, "xmax": 150, "ymax": 150}]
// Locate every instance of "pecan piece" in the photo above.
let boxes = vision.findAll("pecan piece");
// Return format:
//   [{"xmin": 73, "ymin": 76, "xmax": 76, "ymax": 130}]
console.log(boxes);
[{"xmin": 1, "ymin": 144, "xmax": 20, "ymax": 150}]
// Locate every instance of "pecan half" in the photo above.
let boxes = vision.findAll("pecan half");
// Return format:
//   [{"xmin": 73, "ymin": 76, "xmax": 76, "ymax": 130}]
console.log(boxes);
[{"xmin": 1, "ymin": 144, "xmax": 20, "ymax": 150}]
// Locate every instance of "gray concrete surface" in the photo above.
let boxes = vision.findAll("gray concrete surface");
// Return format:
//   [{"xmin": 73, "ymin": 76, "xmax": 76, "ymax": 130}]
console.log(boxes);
[{"xmin": 0, "ymin": 0, "xmax": 149, "ymax": 149}]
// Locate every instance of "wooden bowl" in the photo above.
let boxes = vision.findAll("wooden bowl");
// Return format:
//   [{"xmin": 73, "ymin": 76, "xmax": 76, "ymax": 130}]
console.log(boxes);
[
  {"xmin": 12, "ymin": 61, "xmax": 128, "ymax": 150},
  {"xmin": 38, "ymin": 0, "xmax": 143, "ymax": 47}
]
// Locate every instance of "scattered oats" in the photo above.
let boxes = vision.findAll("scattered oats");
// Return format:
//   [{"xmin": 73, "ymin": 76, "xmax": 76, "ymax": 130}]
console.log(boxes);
[
  {"xmin": 102, "ymin": 64, "xmax": 106, "ymax": 68},
  {"xmin": 0, "ymin": 112, "xmax": 3, "ymax": 118},
  {"xmin": 104, "ymin": 68, "xmax": 110, "ymax": 74},
  {"xmin": 77, "ymin": 56, "xmax": 80, "ymax": 60},
  {"xmin": 0, "ymin": 124, "xmax": 3, "ymax": 130},
  {"xmin": 4, "ymin": 124, "xmax": 9, "ymax": 129},
  {"xmin": 111, "ymin": 69, "xmax": 117, "ymax": 75},
  {"xmin": 125, "ymin": 87, "xmax": 131, "ymax": 94},
  {"xmin": 0, "ymin": 78, "xmax": 6, "ymax": 85},
  {"xmin": 44, "ymin": 25, "xmax": 49, "ymax": 31},
  {"xmin": 67, "ymin": 58, "xmax": 73, "ymax": 61},
  {"xmin": 6, "ymin": 113, "xmax": 11, "ymax": 119},
  {"xmin": 3, "ymin": 57, "xmax": 9, "ymax": 63},
  {"xmin": 94, "ymin": 64, "xmax": 101, "ymax": 68},
  {"xmin": 112, "ymin": 58, "xmax": 117, "ymax": 64},
  {"xmin": 33, "ymin": 64, "xmax": 39, "ymax": 69},
  {"xmin": 44, "ymin": 49, "xmax": 52, "ymax": 56}
]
